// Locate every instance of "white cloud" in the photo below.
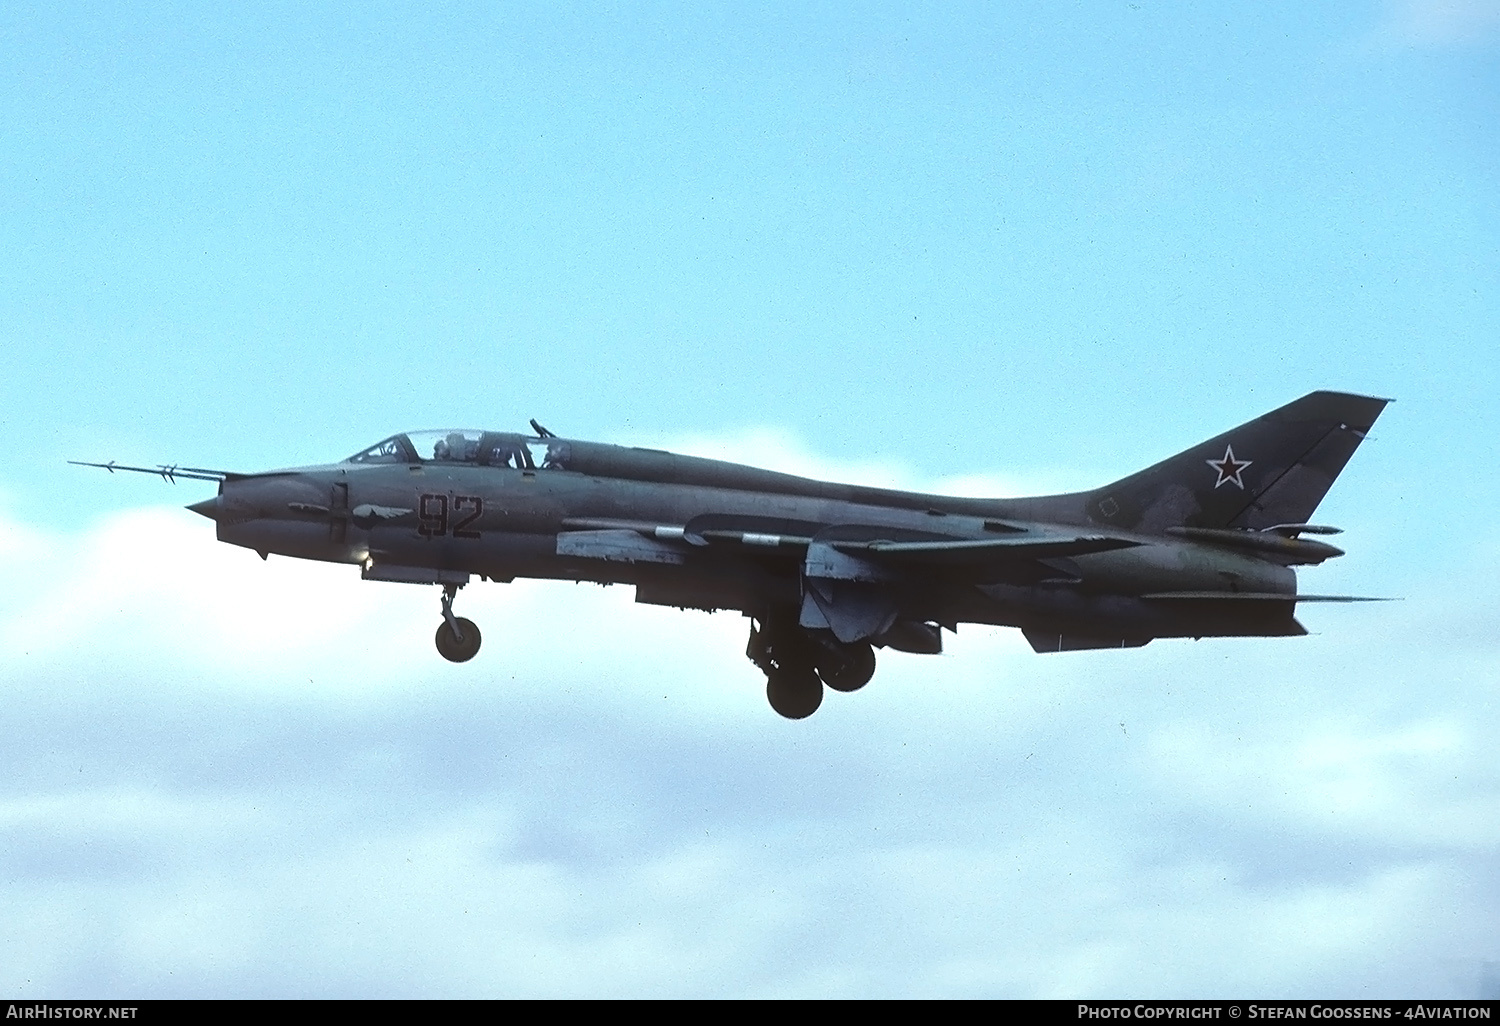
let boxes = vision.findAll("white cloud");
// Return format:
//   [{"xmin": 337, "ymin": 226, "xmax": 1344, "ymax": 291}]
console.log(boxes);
[
  {"xmin": 0, "ymin": 487, "xmax": 1497, "ymax": 996},
  {"xmin": 1376, "ymin": 0, "xmax": 1500, "ymax": 46},
  {"xmin": 623, "ymin": 425, "xmax": 1083, "ymax": 499}
]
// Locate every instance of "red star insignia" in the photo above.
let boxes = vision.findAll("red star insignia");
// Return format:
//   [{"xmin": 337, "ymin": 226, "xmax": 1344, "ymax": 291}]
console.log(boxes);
[{"xmin": 1206, "ymin": 444, "xmax": 1252, "ymax": 489}]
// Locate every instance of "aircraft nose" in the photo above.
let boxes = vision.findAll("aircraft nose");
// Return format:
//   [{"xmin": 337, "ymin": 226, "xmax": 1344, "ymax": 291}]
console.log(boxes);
[{"xmin": 187, "ymin": 496, "xmax": 221, "ymax": 521}]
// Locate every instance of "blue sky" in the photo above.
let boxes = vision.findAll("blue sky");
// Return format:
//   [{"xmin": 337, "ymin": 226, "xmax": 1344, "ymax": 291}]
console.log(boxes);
[{"xmin": 2, "ymin": 0, "xmax": 1498, "ymax": 997}]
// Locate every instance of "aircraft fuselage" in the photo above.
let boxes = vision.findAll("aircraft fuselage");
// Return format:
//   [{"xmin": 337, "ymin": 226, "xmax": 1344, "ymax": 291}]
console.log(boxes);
[
  {"xmin": 84, "ymin": 390, "xmax": 1388, "ymax": 716},
  {"xmin": 205, "ymin": 456, "xmax": 1297, "ymax": 645}
]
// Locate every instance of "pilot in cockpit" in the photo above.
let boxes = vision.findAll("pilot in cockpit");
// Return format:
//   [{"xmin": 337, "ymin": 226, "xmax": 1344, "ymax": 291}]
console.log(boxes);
[
  {"xmin": 432, "ymin": 433, "xmax": 478, "ymax": 462},
  {"xmin": 490, "ymin": 437, "xmax": 528, "ymax": 469}
]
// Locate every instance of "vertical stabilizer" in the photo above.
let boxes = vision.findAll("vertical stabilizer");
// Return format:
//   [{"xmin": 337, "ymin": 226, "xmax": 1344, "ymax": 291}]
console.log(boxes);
[{"xmin": 1084, "ymin": 391, "xmax": 1389, "ymax": 533}]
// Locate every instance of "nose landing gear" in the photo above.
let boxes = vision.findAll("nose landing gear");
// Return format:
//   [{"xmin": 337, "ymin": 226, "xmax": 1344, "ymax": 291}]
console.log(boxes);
[{"xmin": 435, "ymin": 583, "xmax": 481, "ymax": 663}]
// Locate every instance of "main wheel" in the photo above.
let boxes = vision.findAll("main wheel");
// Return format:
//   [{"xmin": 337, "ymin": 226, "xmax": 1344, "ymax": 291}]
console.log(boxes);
[
  {"xmin": 435, "ymin": 617, "xmax": 481, "ymax": 663},
  {"xmin": 766, "ymin": 666, "xmax": 823, "ymax": 719},
  {"xmin": 816, "ymin": 642, "xmax": 876, "ymax": 693}
]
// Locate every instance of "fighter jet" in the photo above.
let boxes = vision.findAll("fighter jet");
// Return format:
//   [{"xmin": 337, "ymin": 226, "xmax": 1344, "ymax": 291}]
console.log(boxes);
[{"xmin": 74, "ymin": 391, "xmax": 1389, "ymax": 718}]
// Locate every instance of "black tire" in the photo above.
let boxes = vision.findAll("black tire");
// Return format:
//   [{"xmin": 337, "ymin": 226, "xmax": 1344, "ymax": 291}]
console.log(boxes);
[
  {"xmin": 435, "ymin": 617, "xmax": 482, "ymax": 663},
  {"xmin": 766, "ymin": 666, "xmax": 823, "ymax": 719},
  {"xmin": 817, "ymin": 642, "xmax": 876, "ymax": 693}
]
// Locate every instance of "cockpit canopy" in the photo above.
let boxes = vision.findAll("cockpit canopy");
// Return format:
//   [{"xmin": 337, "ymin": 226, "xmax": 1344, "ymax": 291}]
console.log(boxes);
[{"xmin": 346, "ymin": 430, "xmax": 571, "ymax": 471}]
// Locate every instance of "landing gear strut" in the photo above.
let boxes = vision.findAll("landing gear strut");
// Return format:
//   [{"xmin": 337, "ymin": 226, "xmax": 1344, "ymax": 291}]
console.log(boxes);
[
  {"xmin": 435, "ymin": 583, "xmax": 481, "ymax": 663},
  {"xmin": 747, "ymin": 618, "xmax": 821, "ymax": 719},
  {"xmin": 747, "ymin": 618, "xmax": 879, "ymax": 718}
]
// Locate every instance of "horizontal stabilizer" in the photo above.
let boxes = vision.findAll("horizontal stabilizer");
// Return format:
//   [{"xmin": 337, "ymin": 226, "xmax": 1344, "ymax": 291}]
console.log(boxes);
[
  {"xmin": 1264, "ymin": 523, "xmax": 1343, "ymax": 536},
  {"xmin": 1165, "ymin": 526, "xmax": 1344, "ymax": 564}
]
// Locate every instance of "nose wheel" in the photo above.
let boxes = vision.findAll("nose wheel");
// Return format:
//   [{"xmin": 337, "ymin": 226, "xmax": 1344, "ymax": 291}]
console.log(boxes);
[{"xmin": 435, "ymin": 583, "xmax": 481, "ymax": 663}]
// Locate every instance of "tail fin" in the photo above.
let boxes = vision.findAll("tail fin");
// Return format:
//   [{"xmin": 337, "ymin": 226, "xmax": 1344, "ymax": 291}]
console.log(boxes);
[{"xmin": 1085, "ymin": 391, "xmax": 1390, "ymax": 533}]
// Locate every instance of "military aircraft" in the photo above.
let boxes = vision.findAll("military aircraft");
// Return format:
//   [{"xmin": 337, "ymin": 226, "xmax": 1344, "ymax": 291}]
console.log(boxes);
[{"xmin": 74, "ymin": 391, "xmax": 1388, "ymax": 718}]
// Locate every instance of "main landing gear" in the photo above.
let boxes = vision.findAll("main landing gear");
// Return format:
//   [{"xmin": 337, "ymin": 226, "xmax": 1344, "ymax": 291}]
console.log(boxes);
[
  {"xmin": 746, "ymin": 618, "xmax": 877, "ymax": 719},
  {"xmin": 435, "ymin": 583, "xmax": 481, "ymax": 663}
]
